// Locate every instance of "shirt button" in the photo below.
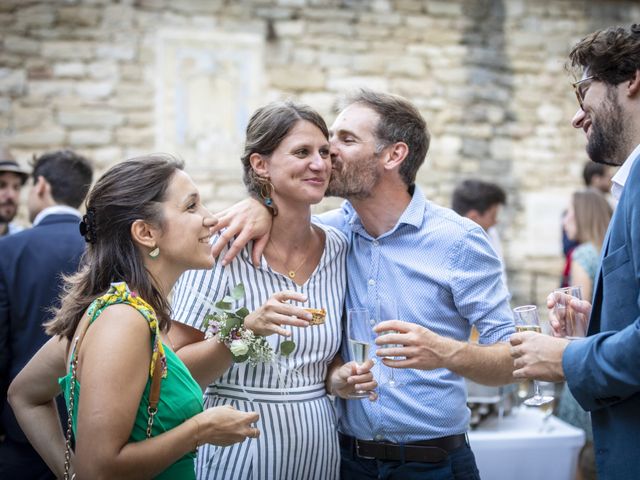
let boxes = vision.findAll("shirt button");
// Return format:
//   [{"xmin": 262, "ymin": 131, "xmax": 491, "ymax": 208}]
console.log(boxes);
[
  {"xmin": 368, "ymin": 279, "xmax": 375, "ymax": 286},
  {"xmin": 372, "ymin": 240, "xmax": 379, "ymax": 246},
  {"xmin": 374, "ymin": 434, "xmax": 384, "ymax": 441}
]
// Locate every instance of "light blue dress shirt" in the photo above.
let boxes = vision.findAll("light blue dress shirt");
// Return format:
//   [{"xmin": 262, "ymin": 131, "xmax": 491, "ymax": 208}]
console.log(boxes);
[{"xmin": 318, "ymin": 186, "xmax": 514, "ymax": 443}]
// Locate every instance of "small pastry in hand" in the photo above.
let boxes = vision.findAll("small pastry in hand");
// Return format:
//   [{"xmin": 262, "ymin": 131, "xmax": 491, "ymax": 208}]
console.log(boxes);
[{"xmin": 305, "ymin": 308, "xmax": 326, "ymax": 326}]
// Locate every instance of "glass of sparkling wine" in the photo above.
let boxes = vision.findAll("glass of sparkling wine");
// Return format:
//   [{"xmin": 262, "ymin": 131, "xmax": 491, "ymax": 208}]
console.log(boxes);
[
  {"xmin": 513, "ymin": 305, "xmax": 554, "ymax": 407},
  {"xmin": 347, "ymin": 308, "xmax": 371, "ymax": 399},
  {"xmin": 553, "ymin": 286, "xmax": 586, "ymax": 339},
  {"xmin": 376, "ymin": 298, "xmax": 403, "ymax": 388}
]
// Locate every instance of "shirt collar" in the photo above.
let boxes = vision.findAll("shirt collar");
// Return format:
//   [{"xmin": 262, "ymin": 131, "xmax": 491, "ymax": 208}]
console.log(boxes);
[
  {"xmin": 343, "ymin": 185, "xmax": 426, "ymax": 239},
  {"xmin": 33, "ymin": 205, "xmax": 82, "ymax": 227},
  {"xmin": 611, "ymin": 142, "xmax": 640, "ymax": 201}
]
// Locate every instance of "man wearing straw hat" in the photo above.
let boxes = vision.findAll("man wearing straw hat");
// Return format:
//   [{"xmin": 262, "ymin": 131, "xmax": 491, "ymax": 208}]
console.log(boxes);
[{"xmin": 0, "ymin": 147, "xmax": 29, "ymax": 237}]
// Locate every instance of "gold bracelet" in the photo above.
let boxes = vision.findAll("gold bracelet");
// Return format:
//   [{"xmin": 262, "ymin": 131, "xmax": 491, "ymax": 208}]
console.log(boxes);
[{"xmin": 192, "ymin": 417, "xmax": 201, "ymax": 452}]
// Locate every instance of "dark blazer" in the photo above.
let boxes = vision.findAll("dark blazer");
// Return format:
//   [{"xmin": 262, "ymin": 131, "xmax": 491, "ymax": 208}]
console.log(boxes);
[
  {"xmin": 0, "ymin": 213, "xmax": 85, "ymax": 444},
  {"xmin": 563, "ymin": 152, "xmax": 640, "ymax": 479}
]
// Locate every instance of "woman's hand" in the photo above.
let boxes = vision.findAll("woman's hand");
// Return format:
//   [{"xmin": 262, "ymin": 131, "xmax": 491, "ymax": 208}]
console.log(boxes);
[
  {"xmin": 328, "ymin": 359, "xmax": 377, "ymax": 401},
  {"xmin": 244, "ymin": 291, "xmax": 312, "ymax": 337},
  {"xmin": 194, "ymin": 405, "xmax": 260, "ymax": 446}
]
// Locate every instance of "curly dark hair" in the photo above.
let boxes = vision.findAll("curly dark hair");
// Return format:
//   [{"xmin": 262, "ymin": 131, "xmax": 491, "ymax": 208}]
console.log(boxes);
[{"xmin": 568, "ymin": 24, "xmax": 640, "ymax": 85}]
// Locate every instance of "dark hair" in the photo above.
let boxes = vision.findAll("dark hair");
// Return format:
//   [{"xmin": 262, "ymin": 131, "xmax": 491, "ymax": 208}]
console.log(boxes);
[
  {"xmin": 46, "ymin": 154, "xmax": 184, "ymax": 340},
  {"xmin": 338, "ymin": 89, "xmax": 430, "ymax": 187},
  {"xmin": 452, "ymin": 179, "xmax": 506, "ymax": 216},
  {"xmin": 568, "ymin": 24, "xmax": 640, "ymax": 85},
  {"xmin": 582, "ymin": 161, "xmax": 608, "ymax": 186},
  {"xmin": 241, "ymin": 100, "xmax": 329, "ymax": 203},
  {"xmin": 30, "ymin": 150, "xmax": 93, "ymax": 208}
]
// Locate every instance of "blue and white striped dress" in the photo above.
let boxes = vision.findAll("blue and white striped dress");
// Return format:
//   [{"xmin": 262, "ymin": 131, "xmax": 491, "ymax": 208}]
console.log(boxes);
[{"xmin": 172, "ymin": 224, "xmax": 347, "ymax": 480}]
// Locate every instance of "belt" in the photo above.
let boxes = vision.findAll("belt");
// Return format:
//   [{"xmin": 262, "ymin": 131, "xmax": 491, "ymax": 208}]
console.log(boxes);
[{"xmin": 338, "ymin": 432, "xmax": 467, "ymax": 463}]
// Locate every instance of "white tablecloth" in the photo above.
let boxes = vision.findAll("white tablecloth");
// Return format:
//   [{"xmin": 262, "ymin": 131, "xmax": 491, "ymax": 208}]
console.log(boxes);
[{"xmin": 468, "ymin": 407, "xmax": 585, "ymax": 480}]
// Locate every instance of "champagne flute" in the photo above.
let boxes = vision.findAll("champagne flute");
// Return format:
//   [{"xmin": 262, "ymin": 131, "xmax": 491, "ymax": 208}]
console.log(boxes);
[
  {"xmin": 513, "ymin": 305, "xmax": 554, "ymax": 407},
  {"xmin": 376, "ymin": 298, "xmax": 403, "ymax": 388},
  {"xmin": 347, "ymin": 308, "xmax": 371, "ymax": 399},
  {"xmin": 553, "ymin": 285, "xmax": 586, "ymax": 339}
]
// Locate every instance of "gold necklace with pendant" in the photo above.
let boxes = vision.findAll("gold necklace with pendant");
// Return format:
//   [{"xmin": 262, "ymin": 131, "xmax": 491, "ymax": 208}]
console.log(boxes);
[{"xmin": 268, "ymin": 240, "xmax": 311, "ymax": 279}]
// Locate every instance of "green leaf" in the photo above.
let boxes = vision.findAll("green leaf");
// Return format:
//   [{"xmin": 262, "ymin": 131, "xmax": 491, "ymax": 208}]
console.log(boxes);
[
  {"xmin": 215, "ymin": 299, "xmax": 233, "ymax": 311},
  {"xmin": 231, "ymin": 284, "xmax": 245, "ymax": 300},
  {"xmin": 235, "ymin": 307, "xmax": 250, "ymax": 319},
  {"xmin": 232, "ymin": 353, "xmax": 249, "ymax": 363},
  {"xmin": 228, "ymin": 317, "xmax": 243, "ymax": 329},
  {"xmin": 279, "ymin": 340, "xmax": 295, "ymax": 356}
]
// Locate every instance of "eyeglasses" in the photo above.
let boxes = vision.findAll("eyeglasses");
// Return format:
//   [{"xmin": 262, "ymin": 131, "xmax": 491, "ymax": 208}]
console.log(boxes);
[{"xmin": 572, "ymin": 75, "xmax": 596, "ymax": 110}]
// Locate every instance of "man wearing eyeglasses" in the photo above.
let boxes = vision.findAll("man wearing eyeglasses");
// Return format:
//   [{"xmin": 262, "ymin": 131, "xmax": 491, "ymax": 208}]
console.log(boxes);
[{"xmin": 511, "ymin": 24, "xmax": 640, "ymax": 480}]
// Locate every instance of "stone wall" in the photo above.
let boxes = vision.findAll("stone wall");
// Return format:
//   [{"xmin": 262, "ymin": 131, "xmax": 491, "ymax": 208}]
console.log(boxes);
[{"xmin": 1, "ymin": 0, "xmax": 637, "ymax": 306}]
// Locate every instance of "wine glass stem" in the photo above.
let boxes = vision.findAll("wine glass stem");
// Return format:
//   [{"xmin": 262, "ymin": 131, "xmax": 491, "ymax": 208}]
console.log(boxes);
[{"xmin": 533, "ymin": 381, "xmax": 542, "ymax": 399}]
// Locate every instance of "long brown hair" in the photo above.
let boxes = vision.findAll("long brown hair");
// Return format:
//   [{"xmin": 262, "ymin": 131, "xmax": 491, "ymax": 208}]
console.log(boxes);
[
  {"xmin": 46, "ymin": 154, "xmax": 184, "ymax": 340},
  {"xmin": 573, "ymin": 189, "xmax": 613, "ymax": 252}
]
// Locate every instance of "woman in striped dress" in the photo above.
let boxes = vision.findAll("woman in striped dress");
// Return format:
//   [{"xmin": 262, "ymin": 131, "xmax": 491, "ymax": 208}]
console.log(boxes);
[{"xmin": 169, "ymin": 101, "xmax": 374, "ymax": 480}]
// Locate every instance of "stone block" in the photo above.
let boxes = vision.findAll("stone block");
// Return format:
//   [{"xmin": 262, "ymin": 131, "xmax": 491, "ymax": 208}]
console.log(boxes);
[
  {"xmin": 427, "ymin": 1, "xmax": 464, "ymax": 16},
  {"xmin": 87, "ymin": 61, "xmax": 119, "ymax": 79},
  {"xmin": 125, "ymin": 111, "xmax": 153, "ymax": 127},
  {"xmin": 95, "ymin": 43, "xmax": 136, "ymax": 61},
  {"xmin": 0, "ymin": 69, "xmax": 26, "ymax": 95},
  {"xmin": 90, "ymin": 146, "xmax": 122, "ymax": 167},
  {"xmin": 53, "ymin": 62, "xmax": 86, "ymax": 78},
  {"xmin": 326, "ymin": 76, "xmax": 389, "ymax": 93},
  {"xmin": 10, "ymin": 127, "xmax": 66, "ymax": 147},
  {"xmin": 353, "ymin": 54, "xmax": 389, "ymax": 74},
  {"xmin": 270, "ymin": 66, "xmax": 326, "ymax": 90},
  {"xmin": 57, "ymin": 6, "xmax": 101, "ymax": 27},
  {"xmin": 58, "ymin": 109, "xmax": 125, "ymax": 128},
  {"xmin": 42, "ymin": 42, "xmax": 94, "ymax": 60},
  {"xmin": 115, "ymin": 127, "xmax": 154, "ymax": 146},
  {"xmin": 102, "ymin": 4, "xmax": 134, "ymax": 28},
  {"xmin": 387, "ymin": 57, "xmax": 427, "ymax": 77},
  {"xmin": 69, "ymin": 129, "xmax": 112, "ymax": 146},
  {"xmin": 274, "ymin": 20, "xmax": 305, "ymax": 37},
  {"xmin": 74, "ymin": 81, "xmax": 114, "ymax": 99},
  {"xmin": 12, "ymin": 106, "xmax": 51, "ymax": 129},
  {"xmin": 15, "ymin": 4, "xmax": 55, "ymax": 28},
  {"xmin": 4, "ymin": 35, "xmax": 40, "ymax": 56}
]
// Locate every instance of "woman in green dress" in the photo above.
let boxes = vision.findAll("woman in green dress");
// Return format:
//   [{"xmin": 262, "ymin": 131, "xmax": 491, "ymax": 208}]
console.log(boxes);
[{"xmin": 8, "ymin": 155, "xmax": 259, "ymax": 479}]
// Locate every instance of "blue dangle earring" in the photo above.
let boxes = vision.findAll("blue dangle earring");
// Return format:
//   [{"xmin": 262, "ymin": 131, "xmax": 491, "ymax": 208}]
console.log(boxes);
[{"xmin": 258, "ymin": 177, "xmax": 278, "ymax": 216}]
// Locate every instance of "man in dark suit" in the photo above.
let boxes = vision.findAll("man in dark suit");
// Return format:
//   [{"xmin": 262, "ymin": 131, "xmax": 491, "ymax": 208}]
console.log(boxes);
[
  {"xmin": 510, "ymin": 24, "xmax": 640, "ymax": 479},
  {"xmin": 0, "ymin": 150, "xmax": 93, "ymax": 479}
]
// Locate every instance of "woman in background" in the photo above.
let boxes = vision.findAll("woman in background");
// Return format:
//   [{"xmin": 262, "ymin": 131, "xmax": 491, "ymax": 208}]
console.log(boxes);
[
  {"xmin": 559, "ymin": 188, "xmax": 612, "ymax": 480},
  {"xmin": 9, "ymin": 155, "xmax": 258, "ymax": 479}
]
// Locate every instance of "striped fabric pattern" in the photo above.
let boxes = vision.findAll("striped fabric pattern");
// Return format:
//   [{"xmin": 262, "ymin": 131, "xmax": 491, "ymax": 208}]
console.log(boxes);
[
  {"xmin": 172, "ymin": 224, "xmax": 347, "ymax": 480},
  {"xmin": 318, "ymin": 186, "xmax": 515, "ymax": 443}
]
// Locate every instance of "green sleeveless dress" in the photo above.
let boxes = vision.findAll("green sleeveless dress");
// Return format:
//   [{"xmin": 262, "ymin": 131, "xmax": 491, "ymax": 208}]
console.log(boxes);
[{"xmin": 59, "ymin": 282, "xmax": 203, "ymax": 479}]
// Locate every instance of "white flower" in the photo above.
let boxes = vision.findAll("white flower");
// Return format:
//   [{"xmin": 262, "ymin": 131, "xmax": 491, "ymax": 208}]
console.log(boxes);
[{"xmin": 229, "ymin": 339, "xmax": 249, "ymax": 356}]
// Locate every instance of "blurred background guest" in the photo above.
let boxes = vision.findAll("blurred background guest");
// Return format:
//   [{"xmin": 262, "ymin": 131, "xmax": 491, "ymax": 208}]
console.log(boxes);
[
  {"xmin": 561, "ymin": 189, "xmax": 612, "ymax": 302},
  {"xmin": 0, "ymin": 150, "xmax": 93, "ymax": 479},
  {"xmin": 452, "ymin": 179, "xmax": 508, "ymax": 289},
  {"xmin": 0, "ymin": 146, "xmax": 29, "ymax": 237}
]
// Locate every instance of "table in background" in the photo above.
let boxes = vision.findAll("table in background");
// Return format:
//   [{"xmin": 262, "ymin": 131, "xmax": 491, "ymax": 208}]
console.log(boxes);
[{"xmin": 468, "ymin": 407, "xmax": 585, "ymax": 480}]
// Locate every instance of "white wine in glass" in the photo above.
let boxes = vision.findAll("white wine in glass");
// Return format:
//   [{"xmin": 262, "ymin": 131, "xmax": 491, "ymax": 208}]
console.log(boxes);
[
  {"xmin": 347, "ymin": 308, "xmax": 371, "ymax": 399},
  {"xmin": 513, "ymin": 305, "xmax": 554, "ymax": 407},
  {"xmin": 376, "ymin": 298, "xmax": 403, "ymax": 388}
]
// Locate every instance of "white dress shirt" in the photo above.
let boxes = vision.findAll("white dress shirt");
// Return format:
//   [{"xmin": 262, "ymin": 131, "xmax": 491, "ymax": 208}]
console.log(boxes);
[{"xmin": 611, "ymin": 142, "xmax": 640, "ymax": 201}]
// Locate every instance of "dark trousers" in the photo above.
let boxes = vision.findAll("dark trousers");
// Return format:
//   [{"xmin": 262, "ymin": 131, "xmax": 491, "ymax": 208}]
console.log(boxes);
[
  {"xmin": 0, "ymin": 437, "xmax": 55, "ymax": 480},
  {"xmin": 340, "ymin": 441, "xmax": 481, "ymax": 480}
]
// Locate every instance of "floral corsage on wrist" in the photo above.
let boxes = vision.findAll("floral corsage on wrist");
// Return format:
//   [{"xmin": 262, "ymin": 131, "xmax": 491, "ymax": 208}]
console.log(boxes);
[{"xmin": 203, "ymin": 284, "xmax": 295, "ymax": 364}]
